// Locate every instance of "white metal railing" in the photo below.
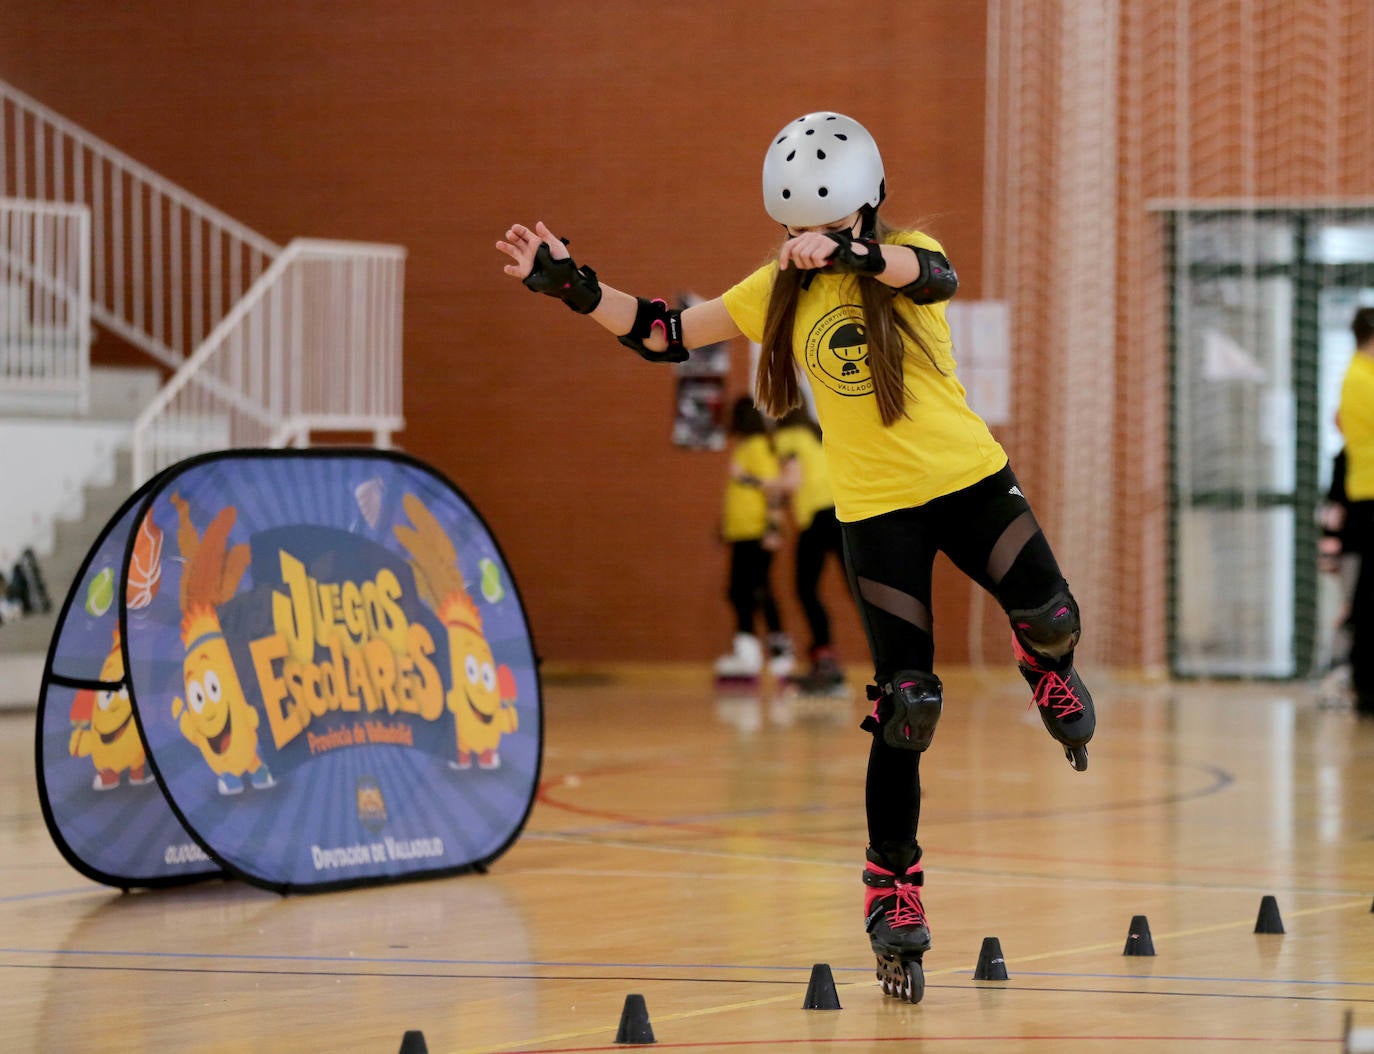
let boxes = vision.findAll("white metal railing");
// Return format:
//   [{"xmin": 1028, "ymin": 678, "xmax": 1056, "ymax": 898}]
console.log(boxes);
[
  {"xmin": 131, "ymin": 239, "xmax": 406, "ymax": 484},
  {"xmin": 0, "ymin": 78, "xmax": 279, "ymax": 369},
  {"xmin": 0, "ymin": 198, "xmax": 91, "ymax": 409}
]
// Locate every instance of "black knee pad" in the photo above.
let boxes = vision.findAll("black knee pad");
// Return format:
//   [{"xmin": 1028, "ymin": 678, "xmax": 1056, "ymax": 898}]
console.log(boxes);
[
  {"xmin": 862, "ymin": 670, "xmax": 943, "ymax": 751},
  {"xmin": 1009, "ymin": 589, "xmax": 1080, "ymax": 660}
]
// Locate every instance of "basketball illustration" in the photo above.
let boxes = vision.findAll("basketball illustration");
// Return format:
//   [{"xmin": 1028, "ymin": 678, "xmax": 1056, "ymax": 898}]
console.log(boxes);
[{"xmin": 125, "ymin": 511, "xmax": 164, "ymax": 610}]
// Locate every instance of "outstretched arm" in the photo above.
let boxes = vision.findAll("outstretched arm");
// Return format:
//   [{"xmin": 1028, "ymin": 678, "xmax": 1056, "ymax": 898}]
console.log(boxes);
[
  {"xmin": 778, "ymin": 229, "xmax": 958, "ymax": 303},
  {"xmin": 497, "ymin": 221, "xmax": 741, "ymax": 356}
]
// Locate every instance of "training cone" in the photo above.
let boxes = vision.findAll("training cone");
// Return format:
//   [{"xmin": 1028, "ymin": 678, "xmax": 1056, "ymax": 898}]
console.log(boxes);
[
  {"xmin": 973, "ymin": 936, "xmax": 1009, "ymax": 980},
  {"xmin": 614, "ymin": 993, "xmax": 656, "ymax": 1044},
  {"xmin": 802, "ymin": 962, "xmax": 842, "ymax": 1010},
  {"xmin": 1123, "ymin": 914, "xmax": 1156, "ymax": 956},
  {"xmin": 398, "ymin": 1031, "xmax": 428, "ymax": 1054},
  {"xmin": 1254, "ymin": 894, "xmax": 1285, "ymax": 934}
]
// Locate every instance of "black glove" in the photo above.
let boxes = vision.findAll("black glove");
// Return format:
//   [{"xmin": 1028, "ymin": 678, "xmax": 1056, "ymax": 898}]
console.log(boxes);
[{"xmin": 523, "ymin": 241, "xmax": 603, "ymax": 314}]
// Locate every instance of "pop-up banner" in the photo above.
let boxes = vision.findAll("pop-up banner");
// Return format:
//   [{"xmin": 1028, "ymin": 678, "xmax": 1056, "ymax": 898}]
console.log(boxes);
[{"xmin": 37, "ymin": 450, "xmax": 542, "ymax": 893}]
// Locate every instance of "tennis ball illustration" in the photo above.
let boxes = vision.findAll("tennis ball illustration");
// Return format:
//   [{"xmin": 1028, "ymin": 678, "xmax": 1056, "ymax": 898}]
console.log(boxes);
[
  {"xmin": 479, "ymin": 558, "xmax": 504, "ymax": 603},
  {"xmin": 85, "ymin": 567, "xmax": 115, "ymax": 616}
]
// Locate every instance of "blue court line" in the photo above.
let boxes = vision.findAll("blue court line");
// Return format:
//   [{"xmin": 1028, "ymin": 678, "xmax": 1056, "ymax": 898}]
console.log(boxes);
[
  {"xmin": 0, "ymin": 947, "xmax": 814, "ymax": 970},
  {"xmin": 2, "ymin": 947, "xmax": 1371, "ymax": 990},
  {"xmin": 0, "ymin": 887, "xmax": 105, "ymax": 904},
  {"xmin": 4, "ymin": 963, "xmax": 1372, "ymax": 1010}
]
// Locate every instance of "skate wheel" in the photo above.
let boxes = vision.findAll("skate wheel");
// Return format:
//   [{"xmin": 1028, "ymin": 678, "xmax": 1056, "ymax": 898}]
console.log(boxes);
[
  {"xmin": 1064, "ymin": 744, "xmax": 1088, "ymax": 771},
  {"xmin": 903, "ymin": 959, "xmax": 925, "ymax": 1003},
  {"xmin": 875, "ymin": 952, "xmax": 925, "ymax": 1004}
]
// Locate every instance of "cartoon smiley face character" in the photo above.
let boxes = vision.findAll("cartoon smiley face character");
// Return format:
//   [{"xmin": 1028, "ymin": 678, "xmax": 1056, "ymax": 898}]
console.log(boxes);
[
  {"xmin": 393, "ymin": 493, "xmax": 520, "ymax": 771},
  {"xmin": 173, "ymin": 626, "xmax": 274, "ymax": 795},
  {"xmin": 445, "ymin": 619, "xmax": 518, "ymax": 770},
  {"xmin": 168, "ymin": 493, "xmax": 275, "ymax": 796},
  {"xmin": 69, "ymin": 628, "xmax": 151, "ymax": 791}
]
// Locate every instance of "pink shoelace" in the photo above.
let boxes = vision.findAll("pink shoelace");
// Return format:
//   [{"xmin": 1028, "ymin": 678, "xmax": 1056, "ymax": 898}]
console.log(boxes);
[
  {"xmin": 1030, "ymin": 670, "xmax": 1085, "ymax": 719},
  {"xmin": 886, "ymin": 878, "xmax": 927, "ymax": 929},
  {"xmin": 1012, "ymin": 631, "xmax": 1085, "ymax": 719}
]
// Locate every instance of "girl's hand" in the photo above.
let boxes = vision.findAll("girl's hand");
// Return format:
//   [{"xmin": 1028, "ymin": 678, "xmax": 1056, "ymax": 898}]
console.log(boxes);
[
  {"xmin": 779, "ymin": 230, "xmax": 847, "ymax": 271},
  {"xmin": 496, "ymin": 221, "xmax": 568, "ymax": 280}
]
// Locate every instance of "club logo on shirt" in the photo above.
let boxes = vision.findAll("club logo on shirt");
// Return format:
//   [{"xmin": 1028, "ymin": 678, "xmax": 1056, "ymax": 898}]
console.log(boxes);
[{"xmin": 804, "ymin": 305, "xmax": 872, "ymax": 397}]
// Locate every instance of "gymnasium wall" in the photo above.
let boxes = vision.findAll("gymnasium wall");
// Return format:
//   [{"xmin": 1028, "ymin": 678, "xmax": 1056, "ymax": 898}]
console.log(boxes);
[{"xmin": 0, "ymin": 2, "xmax": 991, "ymax": 665}]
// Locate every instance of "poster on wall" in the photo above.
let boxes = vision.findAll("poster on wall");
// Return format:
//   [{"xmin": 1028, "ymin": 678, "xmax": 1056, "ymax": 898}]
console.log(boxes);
[
  {"xmin": 36, "ymin": 450, "xmax": 542, "ymax": 893},
  {"xmin": 672, "ymin": 292, "xmax": 730, "ymax": 450}
]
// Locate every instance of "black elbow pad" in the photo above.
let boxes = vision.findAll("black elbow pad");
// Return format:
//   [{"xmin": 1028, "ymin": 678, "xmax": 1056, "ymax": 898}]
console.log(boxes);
[
  {"xmin": 899, "ymin": 247, "xmax": 958, "ymax": 304},
  {"xmin": 617, "ymin": 297, "xmax": 689, "ymax": 364}
]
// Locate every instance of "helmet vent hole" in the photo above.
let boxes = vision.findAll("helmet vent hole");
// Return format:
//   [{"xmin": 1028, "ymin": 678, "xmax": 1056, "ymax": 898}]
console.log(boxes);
[
  {"xmin": 805, "ymin": 129, "xmax": 815, "ymax": 135},
  {"xmin": 786, "ymin": 150, "xmax": 795, "ymax": 161},
  {"xmin": 782, "ymin": 189, "xmax": 792, "ymax": 199},
  {"xmin": 816, "ymin": 149, "xmax": 826, "ymax": 159},
  {"xmin": 834, "ymin": 133, "xmax": 848, "ymax": 141},
  {"xmin": 818, "ymin": 187, "xmax": 829, "ymax": 197},
  {"xmin": 776, "ymin": 136, "xmax": 787, "ymax": 144}
]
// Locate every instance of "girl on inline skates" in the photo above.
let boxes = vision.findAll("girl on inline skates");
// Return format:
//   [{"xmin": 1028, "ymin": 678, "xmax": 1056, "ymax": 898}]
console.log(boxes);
[{"xmin": 496, "ymin": 110, "xmax": 1096, "ymax": 1003}]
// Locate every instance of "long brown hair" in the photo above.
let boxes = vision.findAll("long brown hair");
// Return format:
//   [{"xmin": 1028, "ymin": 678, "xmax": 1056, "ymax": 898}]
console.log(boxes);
[{"xmin": 754, "ymin": 217, "xmax": 943, "ymax": 427}]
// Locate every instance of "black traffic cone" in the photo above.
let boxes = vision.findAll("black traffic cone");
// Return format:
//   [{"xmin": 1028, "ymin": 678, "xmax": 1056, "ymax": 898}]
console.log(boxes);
[
  {"xmin": 973, "ymin": 936, "xmax": 1009, "ymax": 980},
  {"xmin": 1254, "ymin": 895, "xmax": 1285, "ymax": 934},
  {"xmin": 802, "ymin": 962, "xmax": 842, "ymax": 1009},
  {"xmin": 398, "ymin": 1031, "xmax": 428, "ymax": 1054},
  {"xmin": 614, "ymin": 993, "xmax": 656, "ymax": 1044},
  {"xmin": 1123, "ymin": 914, "xmax": 1156, "ymax": 956}
]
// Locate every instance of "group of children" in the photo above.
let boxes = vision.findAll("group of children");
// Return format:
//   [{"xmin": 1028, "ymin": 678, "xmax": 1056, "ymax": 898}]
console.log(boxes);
[{"xmin": 715, "ymin": 395, "xmax": 846, "ymax": 695}]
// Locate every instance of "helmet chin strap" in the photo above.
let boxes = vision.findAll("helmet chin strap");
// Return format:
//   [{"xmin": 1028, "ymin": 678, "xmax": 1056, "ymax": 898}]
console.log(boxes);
[{"xmin": 859, "ymin": 204, "xmax": 878, "ymax": 240}]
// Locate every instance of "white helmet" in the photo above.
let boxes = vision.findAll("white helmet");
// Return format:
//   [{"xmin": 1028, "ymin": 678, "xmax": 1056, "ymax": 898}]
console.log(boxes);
[{"xmin": 762, "ymin": 112, "xmax": 885, "ymax": 228}]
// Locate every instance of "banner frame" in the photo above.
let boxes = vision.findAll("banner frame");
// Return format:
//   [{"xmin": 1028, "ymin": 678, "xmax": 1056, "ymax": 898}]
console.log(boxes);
[
  {"xmin": 34, "ymin": 465, "xmax": 226, "ymax": 892},
  {"xmin": 37, "ymin": 447, "xmax": 544, "ymax": 895}
]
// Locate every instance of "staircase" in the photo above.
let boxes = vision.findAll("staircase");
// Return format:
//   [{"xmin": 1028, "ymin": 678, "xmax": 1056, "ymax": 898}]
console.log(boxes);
[
  {"xmin": 0, "ymin": 77, "xmax": 407, "ymax": 698},
  {"xmin": 0, "ymin": 449, "xmax": 131, "ymax": 654}
]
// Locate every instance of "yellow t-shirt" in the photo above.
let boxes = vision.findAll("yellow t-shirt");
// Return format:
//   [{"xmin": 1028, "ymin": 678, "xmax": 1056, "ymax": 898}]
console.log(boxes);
[
  {"xmin": 773, "ymin": 423, "xmax": 834, "ymax": 531},
  {"xmin": 1339, "ymin": 350, "xmax": 1374, "ymax": 501},
  {"xmin": 721, "ymin": 433, "xmax": 778, "ymax": 541},
  {"xmin": 721, "ymin": 231, "xmax": 1007, "ymax": 522}
]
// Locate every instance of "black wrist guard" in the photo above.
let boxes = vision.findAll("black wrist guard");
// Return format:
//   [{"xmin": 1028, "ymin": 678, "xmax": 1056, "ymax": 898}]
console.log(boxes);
[
  {"xmin": 522, "ymin": 241, "xmax": 603, "ymax": 314},
  {"xmin": 898, "ymin": 246, "xmax": 958, "ymax": 304},
  {"xmin": 822, "ymin": 229, "xmax": 887, "ymax": 276},
  {"xmin": 617, "ymin": 297, "xmax": 689, "ymax": 364}
]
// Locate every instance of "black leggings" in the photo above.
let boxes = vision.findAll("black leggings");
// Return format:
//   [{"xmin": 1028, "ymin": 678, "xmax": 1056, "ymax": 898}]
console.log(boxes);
[
  {"xmin": 727, "ymin": 539, "xmax": 783, "ymax": 637},
  {"xmin": 795, "ymin": 506, "xmax": 845, "ymax": 652},
  {"xmin": 840, "ymin": 463, "xmax": 1074, "ymax": 854}
]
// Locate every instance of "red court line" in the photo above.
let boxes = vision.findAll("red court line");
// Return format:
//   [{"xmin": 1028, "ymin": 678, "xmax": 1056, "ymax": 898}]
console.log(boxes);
[
  {"xmin": 499, "ymin": 1036, "xmax": 1337, "ymax": 1051},
  {"xmin": 534, "ymin": 779, "xmax": 1371, "ymax": 886}
]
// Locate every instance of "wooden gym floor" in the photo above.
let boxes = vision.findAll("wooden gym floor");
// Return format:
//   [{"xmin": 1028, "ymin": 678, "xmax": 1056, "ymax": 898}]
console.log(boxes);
[{"xmin": 2, "ymin": 664, "xmax": 1372, "ymax": 1052}]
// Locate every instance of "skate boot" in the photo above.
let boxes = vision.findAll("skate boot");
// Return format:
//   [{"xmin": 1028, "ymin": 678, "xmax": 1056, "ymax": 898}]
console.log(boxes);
[
  {"xmin": 863, "ymin": 845, "xmax": 929, "ymax": 1004},
  {"xmin": 1012, "ymin": 632, "xmax": 1095, "ymax": 771},
  {"xmin": 792, "ymin": 647, "xmax": 847, "ymax": 696},
  {"xmin": 714, "ymin": 633, "xmax": 763, "ymax": 688},
  {"xmin": 766, "ymin": 632, "xmax": 796, "ymax": 679}
]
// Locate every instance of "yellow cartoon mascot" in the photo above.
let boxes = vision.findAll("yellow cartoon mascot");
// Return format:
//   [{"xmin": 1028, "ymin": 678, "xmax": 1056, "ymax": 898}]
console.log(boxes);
[
  {"xmin": 394, "ymin": 494, "xmax": 518, "ymax": 770},
  {"xmin": 68, "ymin": 627, "xmax": 153, "ymax": 791},
  {"xmin": 169, "ymin": 494, "xmax": 275, "ymax": 795}
]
